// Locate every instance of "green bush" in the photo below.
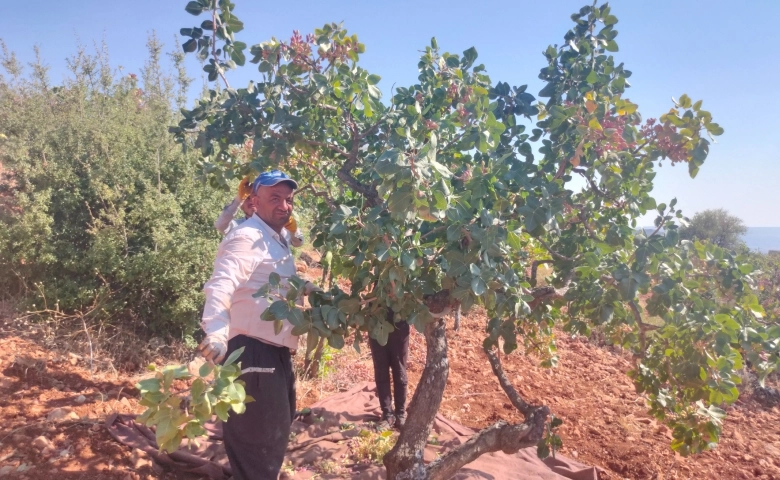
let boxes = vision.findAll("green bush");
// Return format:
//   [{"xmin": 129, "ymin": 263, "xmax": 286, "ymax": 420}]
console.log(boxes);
[{"xmin": 0, "ymin": 38, "xmax": 232, "ymax": 343}]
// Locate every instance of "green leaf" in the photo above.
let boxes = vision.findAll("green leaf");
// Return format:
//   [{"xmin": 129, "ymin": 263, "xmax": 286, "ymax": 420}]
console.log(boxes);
[
  {"xmin": 185, "ymin": 1, "xmax": 205, "ymax": 15},
  {"xmin": 507, "ymin": 231, "xmax": 522, "ymax": 250},
  {"xmin": 182, "ymin": 39, "xmax": 198, "ymax": 53},
  {"xmin": 269, "ymin": 272, "xmax": 281, "ymax": 287},
  {"xmin": 603, "ymin": 15, "xmax": 618, "ymax": 26},
  {"xmin": 262, "ymin": 300, "xmax": 290, "ymax": 321},
  {"xmin": 223, "ymin": 346, "xmax": 245, "ymax": 367},
  {"xmin": 137, "ymin": 378, "xmax": 161, "ymax": 393},
  {"xmin": 274, "ymin": 319, "xmax": 284, "ymax": 335},
  {"xmin": 224, "ymin": 15, "xmax": 244, "ymax": 33},
  {"xmin": 586, "ymin": 70, "xmax": 598, "ymax": 84},
  {"xmin": 288, "ymin": 308, "xmax": 304, "ymax": 327},
  {"xmin": 462, "ymin": 47, "xmax": 478, "ymax": 67},
  {"xmin": 367, "ymin": 74, "xmax": 381, "ymax": 85},
  {"xmin": 231, "ymin": 48, "xmax": 246, "ymax": 66},
  {"xmin": 215, "ymin": 402, "xmax": 231, "ymax": 422},
  {"xmin": 605, "ymin": 40, "xmax": 619, "ymax": 52},
  {"xmin": 198, "ymin": 362, "xmax": 214, "ymax": 378},
  {"xmin": 588, "ymin": 117, "xmax": 602, "ymax": 131},
  {"xmin": 328, "ymin": 333, "xmax": 345, "ymax": 349},
  {"xmin": 706, "ymin": 123, "xmax": 724, "ymax": 136},
  {"xmin": 471, "ymin": 277, "xmax": 487, "ymax": 296}
]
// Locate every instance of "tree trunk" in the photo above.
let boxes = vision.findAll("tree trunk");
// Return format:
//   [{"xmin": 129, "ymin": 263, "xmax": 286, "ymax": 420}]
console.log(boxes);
[
  {"xmin": 384, "ymin": 318, "xmax": 448, "ymax": 479},
  {"xmin": 453, "ymin": 305, "xmax": 461, "ymax": 331},
  {"xmin": 382, "ymin": 318, "xmax": 550, "ymax": 480},
  {"xmin": 302, "ymin": 336, "xmax": 326, "ymax": 379}
]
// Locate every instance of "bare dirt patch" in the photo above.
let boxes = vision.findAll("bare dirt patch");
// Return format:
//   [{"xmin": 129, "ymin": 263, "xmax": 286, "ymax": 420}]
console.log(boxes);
[{"xmin": 2, "ymin": 260, "xmax": 780, "ymax": 478}]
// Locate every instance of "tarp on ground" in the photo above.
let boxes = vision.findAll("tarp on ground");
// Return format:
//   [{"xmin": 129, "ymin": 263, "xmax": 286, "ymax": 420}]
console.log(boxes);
[{"xmin": 106, "ymin": 381, "xmax": 598, "ymax": 479}]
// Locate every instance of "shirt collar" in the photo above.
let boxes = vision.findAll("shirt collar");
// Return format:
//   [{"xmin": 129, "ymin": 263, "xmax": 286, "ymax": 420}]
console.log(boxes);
[{"xmin": 247, "ymin": 214, "xmax": 289, "ymax": 248}]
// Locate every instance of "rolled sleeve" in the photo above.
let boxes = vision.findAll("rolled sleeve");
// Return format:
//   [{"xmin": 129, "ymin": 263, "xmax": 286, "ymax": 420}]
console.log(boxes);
[
  {"xmin": 201, "ymin": 231, "xmax": 261, "ymax": 339},
  {"xmin": 214, "ymin": 197, "xmax": 242, "ymax": 235}
]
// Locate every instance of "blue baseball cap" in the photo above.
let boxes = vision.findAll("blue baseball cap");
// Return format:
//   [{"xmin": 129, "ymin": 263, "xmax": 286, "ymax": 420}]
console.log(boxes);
[{"xmin": 252, "ymin": 170, "xmax": 299, "ymax": 193}]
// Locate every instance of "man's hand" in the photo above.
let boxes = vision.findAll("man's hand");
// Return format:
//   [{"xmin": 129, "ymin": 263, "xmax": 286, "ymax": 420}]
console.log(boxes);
[
  {"xmin": 198, "ymin": 334, "xmax": 228, "ymax": 364},
  {"xmin": 303, "ymin": 281, "xmax": 323, "ymax": 296},
  {"xmin": 238, "ymin": 175, "xmax": 253, "ymax": 200},
  {"xmin": 284, "ymin": 216, "xmax": 298, "ymax": 234}
]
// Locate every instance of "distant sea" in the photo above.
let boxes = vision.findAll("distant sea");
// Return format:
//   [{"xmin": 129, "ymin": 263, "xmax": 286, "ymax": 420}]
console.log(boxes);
[
  {"xmin": 742, "ymin": 227, "xmax": 780, "ymax": 253},
  {"xmin": 639, "ymin": 227, "xmax": 780, "ymax": 253}
]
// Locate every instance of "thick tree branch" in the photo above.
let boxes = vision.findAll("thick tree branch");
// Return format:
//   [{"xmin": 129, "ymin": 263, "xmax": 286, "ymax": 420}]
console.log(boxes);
[
  {"xmin": 424, "ymin": 347, "xmax": 549, "ymax": 480},
  {"xmin": 535, "ymin": 238, "xmax": 574, "ymax": 263},
  {"xmin": 484, "ymin": 348, "xmax": 534, "ymax": 416},
  {"xmin": 425, "ymin": 414, "xmax": 548, "ymax": 480},
  {"xmin": 357, "ymin": 108, "xmax": 393, "ymax": 140},
  {"xmin": 295, "ymin": 184, "xmax": 336, "ymax": 211},
  {"xmin": 420, "ymin": 225, "xmax": 446, "ymax": 240},
  {"xmin": 384, "ymin": 319, "xmax": 449, "ymax": 478},
  {"xmin": 527, "ymin": 268, "xmax": 575, "ymax": 310},
  {"xmin": 573, "ymin": 167, "xmax": 614, "ymax": 200},
  {"xmin": 628, "ymin": 300, "xmax": 647, "ymax": 355},
  {"xmin": 300, "ymin": 138, "xmax": 351, "ymax": 159}
]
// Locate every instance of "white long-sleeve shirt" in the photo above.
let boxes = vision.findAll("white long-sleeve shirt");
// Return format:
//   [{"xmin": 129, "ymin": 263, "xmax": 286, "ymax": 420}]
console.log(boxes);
[
  {"xmin": 214, "ymin": 197, "xmax": 245, "ymax": 235},
  {"xmin": 214, "ymin": 196, "xmax": 305, "ymax": 247},
  {"xmin": 201, "ymin": 214, "xmax": 300, "ymax": 350}
]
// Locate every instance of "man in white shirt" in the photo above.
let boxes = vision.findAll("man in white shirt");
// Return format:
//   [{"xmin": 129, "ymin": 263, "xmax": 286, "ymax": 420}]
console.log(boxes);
[
  {"xmin": 215, "ymin": 175, "xmax": 305, "ymax": 247},
  {"xmin": 198, "ymin": 170, "xmax": 320, "ymax": 480}
]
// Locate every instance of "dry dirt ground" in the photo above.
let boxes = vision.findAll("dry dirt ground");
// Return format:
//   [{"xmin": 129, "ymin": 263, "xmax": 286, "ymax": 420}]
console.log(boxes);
[{"xmin": 2, "ymin": 262, "xmax": 780, "ymax": 479}]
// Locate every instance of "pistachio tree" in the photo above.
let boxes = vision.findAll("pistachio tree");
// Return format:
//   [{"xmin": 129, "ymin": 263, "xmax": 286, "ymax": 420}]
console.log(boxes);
[{"xmin": 166, "ymin": 1, "xmax": 779, "ymax": 477}]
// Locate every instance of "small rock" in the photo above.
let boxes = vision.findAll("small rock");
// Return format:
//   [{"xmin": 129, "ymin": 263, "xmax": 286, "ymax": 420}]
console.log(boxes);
[
  {"xmin": 637, "ymin": 417, "xmax": 653, "ymax": 425},
  {"xmin": 74, "ymin": 395, "xmax": 86, "ymax": 404},
  {"xmin": 571, "ymin": 450, "xmax": 578, "ymax": 459},
  {"xmin": 131, "ymin": 448, "xmax": 151, "ymax": 470},
  {"xmin": 765, "ymin": 444, "xmax": 780, "ymax": 458},
  {"xmin": 68, "ymin": 353, "xmax": 80, "ymax": 365},
  {"xmin": 32, "ymin": 436, "xmax": 53, "ymax": 450},
  {"xmin": 734, "ymin": 430, "xmax": 744, "ymax": 443},
  {"xmin": 47, "ymin": 408, "xmax": 79, "ymax": 422},
  {"xmin": 744, "ymin": 454, "xmax": 754, "ymax": 462},
  {"xmin": 187, "ymin": 358, "xmax": 206, "ymax": 376},
  {"xmin": 0, "ymin": 466, "xmax": 12, "ymax": 476}
]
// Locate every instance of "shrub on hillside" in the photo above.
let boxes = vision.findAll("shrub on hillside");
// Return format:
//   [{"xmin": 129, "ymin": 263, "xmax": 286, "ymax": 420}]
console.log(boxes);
[{"xmin": 0, "ymin": 38, "xmax": 232, "ymax": 349}]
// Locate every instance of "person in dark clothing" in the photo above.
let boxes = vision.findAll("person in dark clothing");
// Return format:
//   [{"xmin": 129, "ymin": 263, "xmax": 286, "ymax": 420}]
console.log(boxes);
[
  {"xmin": 221, "ymin": 335, "xmax": 296, "ymax": 480},
  {"xmin": 369, "ymin": 310, "xmax": 410, "ymax": 428}
]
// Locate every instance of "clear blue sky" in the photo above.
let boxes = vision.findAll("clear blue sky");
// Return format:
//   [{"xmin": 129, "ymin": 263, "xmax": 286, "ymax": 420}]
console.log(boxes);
[{"xmin": 4, "ymin": 1, "xmax": 778, "ymax": 226}]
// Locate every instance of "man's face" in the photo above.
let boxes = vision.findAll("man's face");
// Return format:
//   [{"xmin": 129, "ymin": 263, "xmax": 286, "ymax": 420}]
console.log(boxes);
[
  {"xmin": 253, "ymin": 183, "xmax": 294, "ymax": 231},
  {"xmin": 240, "ymin": 196, "xmax": 255, "ymax": 218}
]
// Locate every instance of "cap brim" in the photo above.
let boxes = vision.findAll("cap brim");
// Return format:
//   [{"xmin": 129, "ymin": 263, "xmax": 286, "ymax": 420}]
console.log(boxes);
[{"xmin": 257, "ymin": 178, "xmax": 298, "ymax": 190}]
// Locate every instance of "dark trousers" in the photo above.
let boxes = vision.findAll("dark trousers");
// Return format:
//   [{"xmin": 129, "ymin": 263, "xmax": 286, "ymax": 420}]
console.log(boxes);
[
  {"xmin": 369, "ymin": 314, "xmax": 410, "ymax": 417},
  {"xmin": 222, "ymin": 335, "xmax": 295, "ymax": 480}
]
